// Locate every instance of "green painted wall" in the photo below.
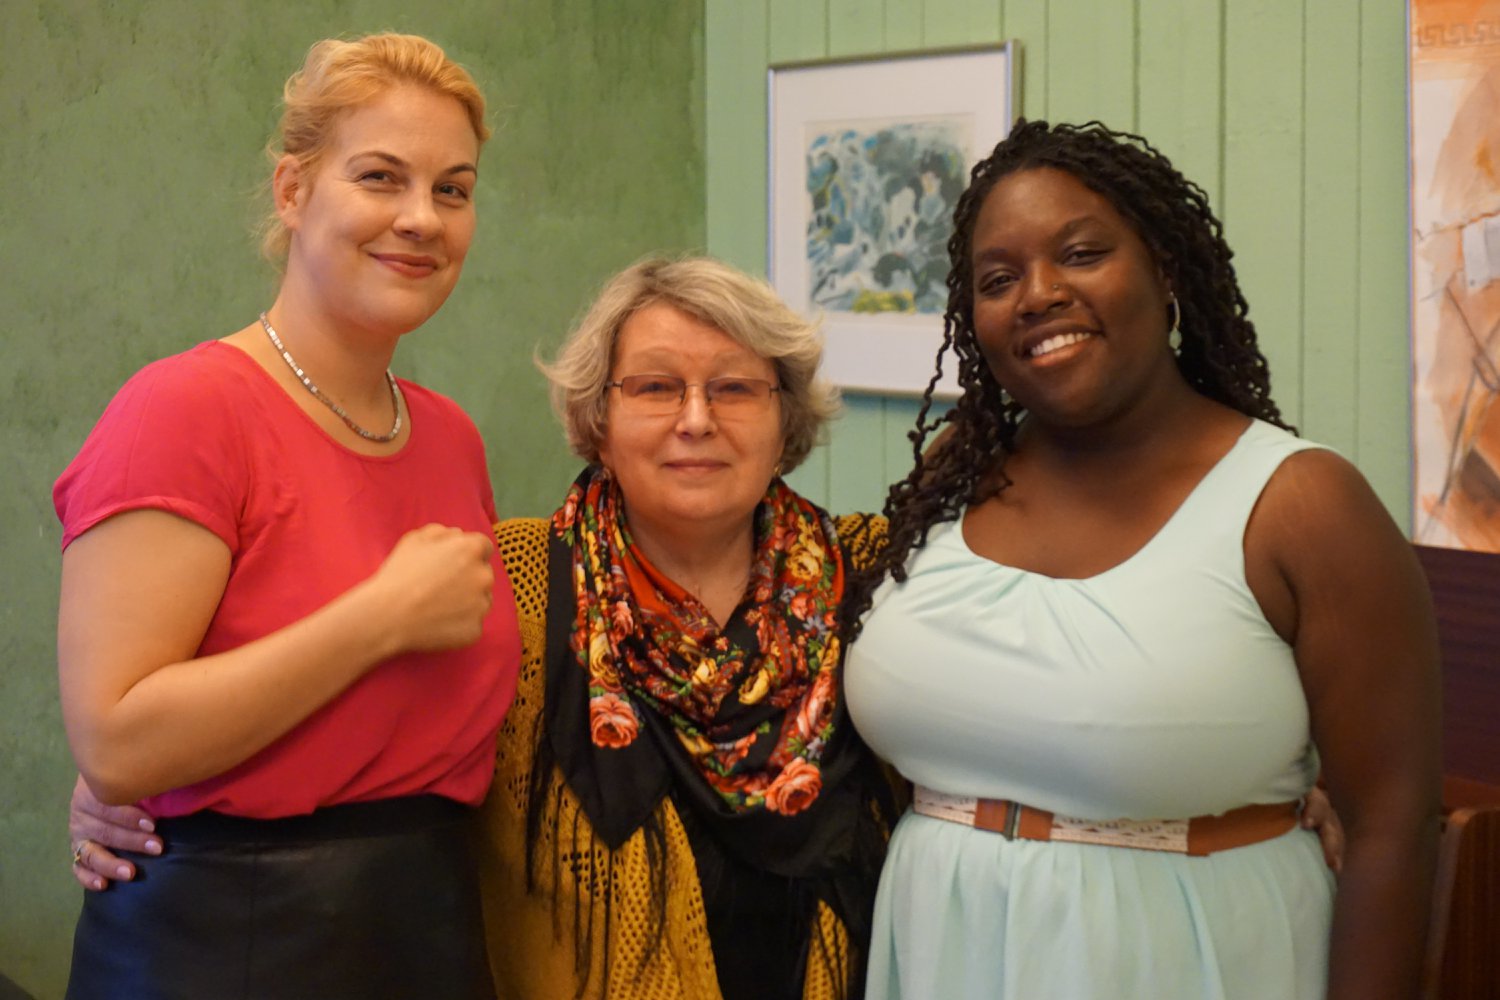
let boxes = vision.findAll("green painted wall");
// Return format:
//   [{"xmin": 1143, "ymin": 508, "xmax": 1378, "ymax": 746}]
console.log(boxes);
[
  {"xmin": 0, "ymin": 2, "xmax": 704, "ymax": 996},
  {"xmin": 706, "ymin": 0, "xmax": 1413, "ymax": 524}
]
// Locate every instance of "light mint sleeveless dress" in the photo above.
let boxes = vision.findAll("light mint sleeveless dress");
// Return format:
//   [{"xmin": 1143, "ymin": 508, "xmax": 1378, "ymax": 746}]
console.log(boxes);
[{"xmin": 846, "ymin": 420, "xmax": 1335, "ymax": 999}]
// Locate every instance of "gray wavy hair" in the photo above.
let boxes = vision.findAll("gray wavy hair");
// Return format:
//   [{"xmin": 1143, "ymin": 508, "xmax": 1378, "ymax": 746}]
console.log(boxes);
[{"xmin": 538, "ymin": 255, "xmax": 839, "ymax": 473}]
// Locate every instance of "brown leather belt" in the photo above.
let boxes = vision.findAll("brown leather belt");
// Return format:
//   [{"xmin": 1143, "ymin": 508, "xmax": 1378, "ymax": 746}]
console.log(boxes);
[{"xmin": 912, "ymin": 786, "xmax": 1300, "ymax": 857}]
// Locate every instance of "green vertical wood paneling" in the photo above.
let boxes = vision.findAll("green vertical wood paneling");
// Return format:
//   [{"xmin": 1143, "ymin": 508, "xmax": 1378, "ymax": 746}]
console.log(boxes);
[
  {"xmin": 766, "ymin": 1, "xmax": 830, "ymax": 499},
  {"xmin": 1299, "ymin": 0, "xmax": 1362, "ymax": 454},
  {"xmin": 1223, "ymin": 0, "xmax": 1307, "ymax": 425},
  {"xmin": 1001, "ymin": 3, "xmax": 1049, "ymax": 119},
  {"xmin": 706, "ymin": 0, "xmax": 770, "ymax": 274},
  {"xmin": 885, "ymin": 0, "xmax": 925, "ymax": 47},
  {"xmin": 1356, "ymin": 0, "xmax": 1414, "ymax": 520},
  {"xmin": 708, "ymin": 0, "xmax": 1413, "ymax": 527},
  {"xmin": 769, "ymin": 0, "xmax": 826, "ymax": 60},
  {"xmin": 1137, "ymin": 0, "xmax": 1225, "ymax": 210},
  {"xmin": 794, "ymin": 439, "xmax": 833, "ymax": 505},
  {"xmin": 828, "ymin": 395, "xmax": 893, "ymax": 513},
  {"xmin": 1044, "ymin": 0, "xmax": 1138, "ymax": 128},
  {"xmin": 883, "ymin": 397, "xmax": 932, "ymax": 493},
  {"xmin": 829, "ymin": 0, "xmax": 886, "ymax": 55},
  {"xmin": 925, "ymin": 0, "xmax": 1003, "ymax": 48},
  {"xmin": 784, "ymin": 445, "xmax": 828, "ymax": 502},
  {"xmin": 826, "ymin": 0, "xmax": 897, "ymax": 516}
]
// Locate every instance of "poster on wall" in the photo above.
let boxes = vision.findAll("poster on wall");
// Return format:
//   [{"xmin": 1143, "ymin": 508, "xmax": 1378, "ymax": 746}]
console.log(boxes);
[
  {"xmin": 768, "ymin": 44, "xmax": 1018, "ymax": 397},
  {"xmin": 1409, "ymin": 0, "xmax": 1500, "ymax": 552}
]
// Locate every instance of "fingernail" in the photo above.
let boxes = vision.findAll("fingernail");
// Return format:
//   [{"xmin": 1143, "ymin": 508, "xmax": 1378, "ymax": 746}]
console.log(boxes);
[
  {"xmin": 116, "ymin": 865, "xmax": 131, "ymax": 879},
  {"xmin": 92, "ymin": 878, "xmax": 105, "ymax": 890},
  {"xmin": 138, "ymin": 819, "xmax": 156, "ymax": 833},
  {"xmin": 144, "ymin": 839, "xmax": 162, "ymax": 855}
]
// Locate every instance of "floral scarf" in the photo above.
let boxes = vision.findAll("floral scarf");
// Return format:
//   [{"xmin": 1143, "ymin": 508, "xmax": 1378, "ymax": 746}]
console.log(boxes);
[
  {"xmin": 531, "ymin": 466, "xmax": 891, "ymax": 1000},
  {"xmin": 553, "ymin": 463, "xmax": 846, "ymax": 817}
]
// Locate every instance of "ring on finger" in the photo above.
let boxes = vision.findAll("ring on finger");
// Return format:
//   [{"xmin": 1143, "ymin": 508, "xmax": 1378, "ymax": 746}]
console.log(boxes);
[{"xmin": 72, "ymin": 839, "xmax": 89, "ymax": 867}]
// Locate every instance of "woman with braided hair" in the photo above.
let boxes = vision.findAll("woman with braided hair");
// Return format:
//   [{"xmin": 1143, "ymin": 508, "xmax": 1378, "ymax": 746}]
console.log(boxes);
[{"xmin": 842, "ymin": 120, "xmax": 1439, "ymax": 1000}]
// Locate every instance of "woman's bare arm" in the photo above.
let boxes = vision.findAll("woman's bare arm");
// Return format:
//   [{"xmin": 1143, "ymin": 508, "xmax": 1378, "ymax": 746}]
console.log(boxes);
[
  {"xmin": 59, "ymin": 511, "xmax": 495, "ymax": 804},
  {"xmin": 1250, "ymin": 450, "xmax": 1441, "ymax": 1000}
]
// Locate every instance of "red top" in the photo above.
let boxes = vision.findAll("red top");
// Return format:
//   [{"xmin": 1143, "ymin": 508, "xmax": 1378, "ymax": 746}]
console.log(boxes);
[{"xmin": 54, "ymin": 340, "xmax": 521, "ymax": 818}]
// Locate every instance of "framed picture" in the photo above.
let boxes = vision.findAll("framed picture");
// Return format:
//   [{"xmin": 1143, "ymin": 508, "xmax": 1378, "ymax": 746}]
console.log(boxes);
[
  {"xmin": 768, "ymin": 43, "xmax": 1019, "ymax": 397},
  {"xmin": 1407, "ymin": 0, "xmax": 1500, "ymax": 553}
]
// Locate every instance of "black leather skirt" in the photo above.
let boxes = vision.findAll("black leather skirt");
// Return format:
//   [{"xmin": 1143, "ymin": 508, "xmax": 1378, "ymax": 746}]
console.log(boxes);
[{"xmin": 66, "ymin": 795, "xmax": 495, "ymax": 1000}]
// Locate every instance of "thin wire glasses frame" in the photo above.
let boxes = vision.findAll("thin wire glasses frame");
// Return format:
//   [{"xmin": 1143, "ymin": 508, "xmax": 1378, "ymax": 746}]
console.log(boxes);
[{"xmin": 606, "ymin": 373, "xmax": 782, "ymax": 415}]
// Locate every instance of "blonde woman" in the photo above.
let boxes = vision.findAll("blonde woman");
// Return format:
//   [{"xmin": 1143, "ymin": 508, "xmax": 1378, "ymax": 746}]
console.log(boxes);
[{"xmin": 55, "ymin": 34, "xmax": 516, "ymax": 999}]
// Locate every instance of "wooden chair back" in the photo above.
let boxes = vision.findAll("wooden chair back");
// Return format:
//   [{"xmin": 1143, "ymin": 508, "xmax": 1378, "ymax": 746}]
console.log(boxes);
[
  {"xmin": 1423, "ymin": 783, "xmax": 1500, "ymax": 999},
  {"xmin": 1414, "ymin": 546, "xmax": 1500, "ymax": 1000}
]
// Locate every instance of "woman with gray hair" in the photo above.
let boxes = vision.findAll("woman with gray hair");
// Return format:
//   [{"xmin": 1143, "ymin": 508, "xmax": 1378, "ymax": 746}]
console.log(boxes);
[{"xmin": 474, "ymin": 255, "xmax": 893, "ymax": 1000}]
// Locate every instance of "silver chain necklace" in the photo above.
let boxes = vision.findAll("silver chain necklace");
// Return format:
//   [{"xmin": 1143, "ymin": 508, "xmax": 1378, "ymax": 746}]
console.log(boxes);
[{"xmin": 259, "ymin": 312, "xmax": 404, "ymax": 443}]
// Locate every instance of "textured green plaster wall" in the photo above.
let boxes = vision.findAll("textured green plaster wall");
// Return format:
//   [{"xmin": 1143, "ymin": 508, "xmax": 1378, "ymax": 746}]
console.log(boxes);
[{"xmin": 0, "ymin": 2, "xmax": 703, "ymax": 996}]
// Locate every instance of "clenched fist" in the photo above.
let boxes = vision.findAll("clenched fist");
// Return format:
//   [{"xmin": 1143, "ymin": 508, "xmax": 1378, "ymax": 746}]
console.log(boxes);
[{"xmin": 364, "ymin": 524, "xmax": 496, "ymax": 653}]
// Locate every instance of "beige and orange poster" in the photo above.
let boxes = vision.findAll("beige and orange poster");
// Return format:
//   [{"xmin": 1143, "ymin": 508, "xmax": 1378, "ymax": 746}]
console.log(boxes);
[{"xmin": 1410, "ymin": 0, "xmax": 1500, "ymax": 551}]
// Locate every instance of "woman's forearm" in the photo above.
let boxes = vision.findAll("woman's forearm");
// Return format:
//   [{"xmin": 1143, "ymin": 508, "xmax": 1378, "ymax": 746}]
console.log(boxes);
[
  {"xmin": 1324, "ymin": 818, "xmax": 1439, "ymax": 1000},
  {"xmin": 66, "ymin": 575, "xmax": 412, "ymax": 804}
]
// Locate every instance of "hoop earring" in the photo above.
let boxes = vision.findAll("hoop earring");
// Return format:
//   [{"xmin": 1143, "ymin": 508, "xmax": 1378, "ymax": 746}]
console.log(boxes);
[{"xmin": 1166, "ymin": 294, "xmax": 1183, "ymax": 353}]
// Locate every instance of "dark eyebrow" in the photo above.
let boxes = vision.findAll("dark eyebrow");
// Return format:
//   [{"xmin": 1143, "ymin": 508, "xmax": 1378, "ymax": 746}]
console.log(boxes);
[
  {"xmin": 972, "ymin": 215, "xmax": 1110, "ymax": 264},
  {"xmin": 1053, "ymin": 216, "xmax": 1107, "ymax": 239},
  {"xmin": 350, "ymin": 151, "xmax": 478, "ymax": 176}
]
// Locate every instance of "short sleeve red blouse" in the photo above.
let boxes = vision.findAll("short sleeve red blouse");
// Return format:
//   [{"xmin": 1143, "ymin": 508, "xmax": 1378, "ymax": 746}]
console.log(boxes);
[{"xmin": 54, "ymin": 340, "xmax": 521, "ymax": 818}]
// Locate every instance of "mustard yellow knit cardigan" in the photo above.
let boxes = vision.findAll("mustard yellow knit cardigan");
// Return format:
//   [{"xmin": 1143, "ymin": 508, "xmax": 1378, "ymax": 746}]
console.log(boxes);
[{"xmin": 477, "ymin": 515, "xmax": 886, "ymax": 1000}]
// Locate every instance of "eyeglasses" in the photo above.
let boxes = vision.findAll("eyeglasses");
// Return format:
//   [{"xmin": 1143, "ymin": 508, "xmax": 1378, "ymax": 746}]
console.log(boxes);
[{"xmin": 605, "ymin": 373, "xmax": 782, "ymax": 415}]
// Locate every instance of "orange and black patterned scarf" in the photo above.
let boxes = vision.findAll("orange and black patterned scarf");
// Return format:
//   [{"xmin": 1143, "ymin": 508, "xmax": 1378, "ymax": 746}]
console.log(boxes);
[
  {"xmin": 556, "ymin": 463, "xmax": 845, "ymax": 818},
  {"xmin": 530, "ymin": 465, "xmax": 889, "ymax": 1000}
]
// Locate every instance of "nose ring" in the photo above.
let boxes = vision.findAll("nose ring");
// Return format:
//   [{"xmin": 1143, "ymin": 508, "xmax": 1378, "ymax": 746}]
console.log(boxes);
[{"xmin": 1052, "ymin": 283, "xmax": 1061, "ymax": 291}]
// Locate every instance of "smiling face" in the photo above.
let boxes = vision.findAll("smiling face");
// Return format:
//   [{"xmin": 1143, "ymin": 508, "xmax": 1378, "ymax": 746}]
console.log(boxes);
[
  {"xmin": 597, "ymin": 302, "xmax": 787, "ymax": 546},
  {"xmin": 276, "ymin": 84, "xmax": 480, "ymax": 337},
  {"xmin": 969, "ymin": 166, "xmax": 1179, "ymax": 430}
]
